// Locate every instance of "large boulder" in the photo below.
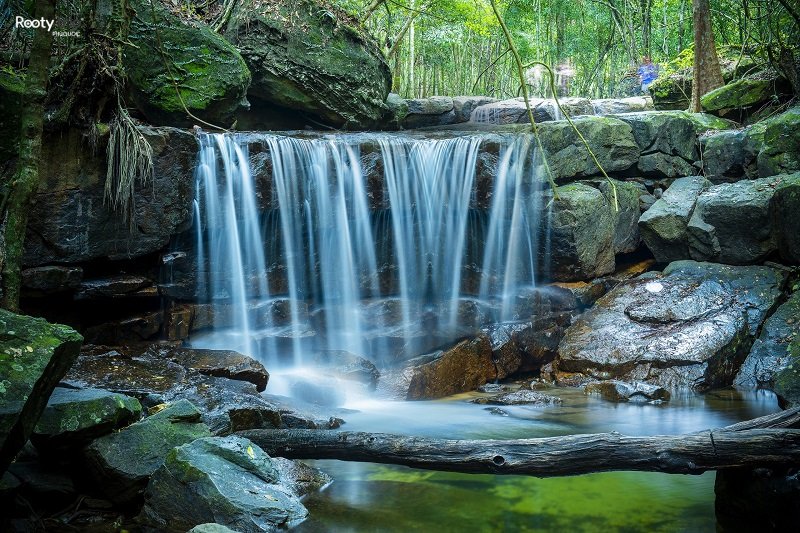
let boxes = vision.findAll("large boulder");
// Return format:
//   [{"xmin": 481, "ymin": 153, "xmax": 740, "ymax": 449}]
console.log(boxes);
[
  {"xmin": 771, "ymin": 172, "xmax": 800, "ymax": 263},
  {"xmin": 700, "ymin": 78, "xmax": 782, "ymax": 114},
  {"xmin": 686, "ymin": 176, "xmax": 781, "ymax": 264},
  {"xmin": 556, "ymin": 261, "xmax": 785, "ymax": 390},
  {"xmin": 124, "ymin": 0, "xmax": 251, "ymax": 126},
  {"xmin": 547, "ymin": 183, "xmax": 615, "ymax": 281},
  {"xmin": 138, "ymin": 436, "xmax": 314, "ymax": 532},
  {"xmin": 0, "ymin": 311, "xmax": 83, "ymax": 473},
  {"xmin": 85, "ymin": 399, "xmax": 212, "ymax": 504},
  {"xmin": 31, "ymin": 387, "xmax": 142, "ymax": 452},
  {"xmin": 537, "ymin": 116, "xmax": 640, "ymax": 181},
  {"xmin": 403, "ymin": 335, "xmax": 496, "ymax": 400},
  {"xmin": 735, "ymin": 291, "xmax": 800, "ymax": 392},
  {"xmin": 590, "ymin": 97, "xmax": 652, "ymax": 115},
  {"xmin": 700, "ymin": 128, "xmax": 760, "ymax": 182},
  {"xmin": 402, "ymin": 97, "xmax": 457, "ymax": 128},
  {"xmin": 600, "ymin": 179, "xmax": 641, "ymax": 254},
  {"xmin": 224, "ymin": 0, "xmax": 391, "ymax": 128},
  {"xmin": 638, "ymin": 176, "xmax": 710, "ymax": 263},
  {"xmin": 757, "ymin": 106, "xmax": 800, "ymax": 177},
  {"xmin": 24, "ymin": 127, "xmax": 196, "ymax": 265}
]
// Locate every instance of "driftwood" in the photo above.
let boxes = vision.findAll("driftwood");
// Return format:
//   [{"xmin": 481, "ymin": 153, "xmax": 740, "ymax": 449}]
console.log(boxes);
[{"xmin": 238, "ymin": 407, "xmax": 800, "ymax": 477}]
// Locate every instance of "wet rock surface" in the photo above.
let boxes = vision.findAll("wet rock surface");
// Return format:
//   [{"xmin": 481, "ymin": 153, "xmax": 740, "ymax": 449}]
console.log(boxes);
[
  {"xmin": 638, "ymin": 176, "xmax": 711, "ymax": 263},
  {"xmin": 138, "ymin": 436, "xmax": 314, "ymax": 532},
  {"xmin": 735, "ymin": 291, "xmax": 800, "ymax": 391},
  {"xmin": 0, "ymin": 310, "xmax": 83, "ymax": 472},
  {"xmin": 771, "ymin": 172, "xmax": 800, "ymax": 264},
  {"xmin": 556, "ymin": 261, "xmax": 785, "ymax": 389},
  {"xmin": 63, "ymin": 345, "xmax": 340, "ymax": 433},
  {"xmin": 471, "ymin": 389, "xmax": 563, "ymax": 406},
  {"xmin": 31, "ymin": 387, "xmax": 142, "ymax": 452},
  {"xmin": 584, "ymin": 380, "xmax": 670, "ymax": 402},
  {"xmin": 84, "ymin": 399, "xmax": 212, "ymax": 505}
]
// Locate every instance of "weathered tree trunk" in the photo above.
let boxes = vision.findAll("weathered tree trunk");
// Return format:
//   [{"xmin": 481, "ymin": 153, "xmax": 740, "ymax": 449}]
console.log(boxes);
[
  {"xmin": 1, "ymin": 0, "xmax": 56, "ymax": 311},
  {"xmin": 240, "ymin": 407, "xmax": 800, "ymax": 477},
  {"xmin": 690, "ymin": 0, "xmax": 725, "ymax": 112}
]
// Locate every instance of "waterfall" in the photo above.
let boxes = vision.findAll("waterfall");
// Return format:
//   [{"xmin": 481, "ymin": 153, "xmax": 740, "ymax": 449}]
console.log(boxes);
[{"xmin": 191, "ymin": 132, "xmax": 549, "ymax": 368}]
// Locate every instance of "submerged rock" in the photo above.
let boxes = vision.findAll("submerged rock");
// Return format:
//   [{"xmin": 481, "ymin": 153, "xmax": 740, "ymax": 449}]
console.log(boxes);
[
  {"xmin": 224, "ymin": 0, "xmax": 390, "ymax": 128},
  {"xmin": 556, "ymin": 261, "xmax": 785, "ymax": 390},
  {"xmin": 138, "ymin": 436, "xmax": 312, "ymax": 532},
  {"xmin": 31, "ymin": 387, "xmax": 142, "ymax": 452},
  {"xmin": 585, "ymin": 380, "xmax": 670, "ymax": 402},
  {"xmin": 638, "ymin": 176, "xmax": 711, "ymax": 263},
  {"xmin": 735, "ymin": 291, "xmax": 800, "ymax": 391},
  {"xmin": 0, "ymin": 310, "xmax": 83, "ymax": 472},
  {"xmin": 471, "ymin": 390, "xmax": 562, "ymax": 406},
  {"xmin": 84, "ymin": 399, "xmax": 211, "ymax": 505}
]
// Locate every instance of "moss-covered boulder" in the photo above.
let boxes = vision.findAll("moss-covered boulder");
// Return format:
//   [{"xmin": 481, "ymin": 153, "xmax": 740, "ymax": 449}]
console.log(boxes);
[
  {"xmin": 124, "ymin": 0, "xmax": 251, "ymax": 126},
  {"xmin": 85, "ymin": 399, "xmax": 211, "ymax": 504},
  {"xmin": 757, "ymin": 106, "xmax": 800, "ymax": 177},
  {"xmin": 0, "ymin": 311, "xmax": 82, "ymax": 473},
  {"xmin": 31, "ymin": 387, "xmax": 142, "ymax": 452},
  {"xmin": 548, "ymin": 182, "xmax": 615, "ymax": 280},
  {"xmin": 138, "ymin": 435, "xmax": 313, "ymax": 532},
  {"xmin": 0, "ymin": 68, "xmax": 24, "ymax": 160},
  {"xmin": 224, "ymin": 0, "xmax": 391, "ymax": 128},
  {"xmin": 537, "ymin": 116, "xmax": 640, "ymax": 181},
  {"xmin": 700, "ymin": 78, "xmax": 777, "ymax": 112}
]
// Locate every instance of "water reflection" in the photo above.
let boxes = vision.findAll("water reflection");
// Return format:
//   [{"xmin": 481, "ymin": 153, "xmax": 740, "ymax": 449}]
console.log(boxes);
[{"xmin": 295, "ymin": 387, "xmax": 779, "ymax": 532}]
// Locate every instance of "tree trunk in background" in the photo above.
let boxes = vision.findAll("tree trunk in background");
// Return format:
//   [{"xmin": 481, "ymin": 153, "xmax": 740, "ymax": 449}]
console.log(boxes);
[
  {"xmin": 690, "ymin": 0, "xmax": 724, "ymax": 112},
  {"xmin": 0, "ymin": 0, "xmax": 56, "ymax": 311}
]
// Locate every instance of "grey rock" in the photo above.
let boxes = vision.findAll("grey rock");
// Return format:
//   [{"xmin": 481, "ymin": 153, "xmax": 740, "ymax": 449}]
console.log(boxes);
[
  {"xmin": 771, "ymin": 172, "xmax": 800, "ymax": 263},
  {"xmin": 138, "ymin": 436, "xmax": 310, "ymax": 532},
  {"xmin": 590, "ymin": 97, "xmax": 653, "ymax": 115},
  {"xmin": 84, "ymin": 399, "xmax": 212, "ymax": 504},
  {"xmin": 556, "ymin": 261, "xmax": 785, "ymax": 390},
  {"xmin": 471, "ymin": 389, "xmax": 563, "ymax": 406},
  {"xmin": 600, "ymin": 179, "xmax": 641, "ymax": 254},
  {"xmin": 687, "ymin": 177, "xmax": 779, "ymax": 264},
  {"xmin": 547, "ymin": 182, "xmax": 615, "ymax": 280},
  {"xmin": 402, "ymin": 97, "xmax": 456, "ymax": 128},
  {"xmin": 638, "ymin": 176, "xmax": 711, "ymax": 262},
  {"xmin": 453, "ymin": 96, "xmax": 497, "ymax": 122},
  {"xmin": 700, "ymin": 129, "xmax": 759, "ymax": 182},
  {"xmin": 735, "ymin": 291, "xmax": 800, "ymax": 389},
  {"xmin": 585, "ymin": 380, "xmax": 670, "ymax": 402}
]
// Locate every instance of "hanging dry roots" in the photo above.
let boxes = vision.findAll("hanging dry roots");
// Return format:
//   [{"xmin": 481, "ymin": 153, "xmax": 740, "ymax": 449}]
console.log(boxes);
[{"xmin": 104, "ymin": 107, "xmax": 154, "ymax": 227}]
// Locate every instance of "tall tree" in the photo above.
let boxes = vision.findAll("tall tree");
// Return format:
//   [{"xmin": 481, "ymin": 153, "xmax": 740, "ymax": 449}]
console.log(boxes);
[
  {"xmin": 689, "ymin": 0, "xmax": 724, "ymax": 112},
  {"xmin": 1, "ymin": 0, "xmax": 56, "ymax": 310}
]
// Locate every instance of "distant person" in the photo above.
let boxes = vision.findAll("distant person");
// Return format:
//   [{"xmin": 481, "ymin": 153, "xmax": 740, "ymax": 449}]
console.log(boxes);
[{"xmin": 638, "ymin": 56, "xmax": 658, "ymax": 93}]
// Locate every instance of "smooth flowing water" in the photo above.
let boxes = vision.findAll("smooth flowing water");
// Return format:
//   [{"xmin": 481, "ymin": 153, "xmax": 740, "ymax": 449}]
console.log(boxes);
[
  {"xmin": 192, "ymin": 132, "xmax": 548, "ymax": 366},
  {"xmin": 296, "ymin": 388, "xmax": 779, "ymax": 532}
]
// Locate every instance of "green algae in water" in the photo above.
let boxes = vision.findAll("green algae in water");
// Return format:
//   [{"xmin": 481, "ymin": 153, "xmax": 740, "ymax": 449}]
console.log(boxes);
[{"xmin": 298, "ymin": 465, "xmax": 715, "ymax": 532}]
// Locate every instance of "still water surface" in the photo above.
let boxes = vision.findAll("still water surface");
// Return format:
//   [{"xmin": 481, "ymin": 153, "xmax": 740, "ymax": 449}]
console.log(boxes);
[{"xmin": 295, "ymin": 387, "xmax": 778, "ymax": 532}]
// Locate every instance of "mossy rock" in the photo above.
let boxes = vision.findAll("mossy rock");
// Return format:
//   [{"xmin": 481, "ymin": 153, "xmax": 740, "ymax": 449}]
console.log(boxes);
[
  {"xmin": 123, "ymin": 0, "xmax": 251, "ymax": 126},
  {"xmin": 0, "ymin": 310, "xmax": 83, "ymax": 472},
  {"xmin": 0, "ymin": 68, "xmax": 25, "ymax": 159},
  {"xmin": 224, "ymin": 0, "xmax": 391, "ymax": 129},
  {"xmin": 773, "ymin": 336, "xmax": 800, "ymax": 408},
  {"xmin": 701, "ymin": 78, "xmax": 778, "ymax": 113},
  {"xmin": 757, "ymin": 106, "xmax": 800, "ymax": 177},
  {"xmin": 31, "ymin": 387, "xmax": 142, "ymax": 452},
  {"xmin": 85, "ymin": 399, "xmax": 211, "ymax": 504}
]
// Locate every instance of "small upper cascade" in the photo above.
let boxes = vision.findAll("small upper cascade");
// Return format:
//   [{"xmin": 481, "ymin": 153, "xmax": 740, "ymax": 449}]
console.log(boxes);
[{"xmin": 192, "ymin": 131, "xmax": 549, "ymax": 368}]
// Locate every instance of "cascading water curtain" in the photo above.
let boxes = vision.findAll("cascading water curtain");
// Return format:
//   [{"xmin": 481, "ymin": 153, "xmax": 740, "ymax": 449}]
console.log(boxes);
[{"xmin": 192, "ymin": 132, "xmax": 549, "ymax": 368}]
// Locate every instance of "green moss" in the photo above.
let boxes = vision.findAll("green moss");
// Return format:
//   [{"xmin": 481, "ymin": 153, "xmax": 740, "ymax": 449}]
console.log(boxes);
[
  {"xmin": 0, "ymin": 69, "xmax": 25, "ymax": 159},
  {"xmin": 701, "ymin": 78, "xmax": 774, "ymax": 111},
  {"xmin": 123, "ymin": 0, "xmax": 251, "ymax": 125}
]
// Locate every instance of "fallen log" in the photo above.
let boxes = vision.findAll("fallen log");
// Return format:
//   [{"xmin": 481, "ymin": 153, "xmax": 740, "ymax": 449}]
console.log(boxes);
[{"xmin": 238, "ymin": 406, "xmax": 800, "ymax": 477}]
